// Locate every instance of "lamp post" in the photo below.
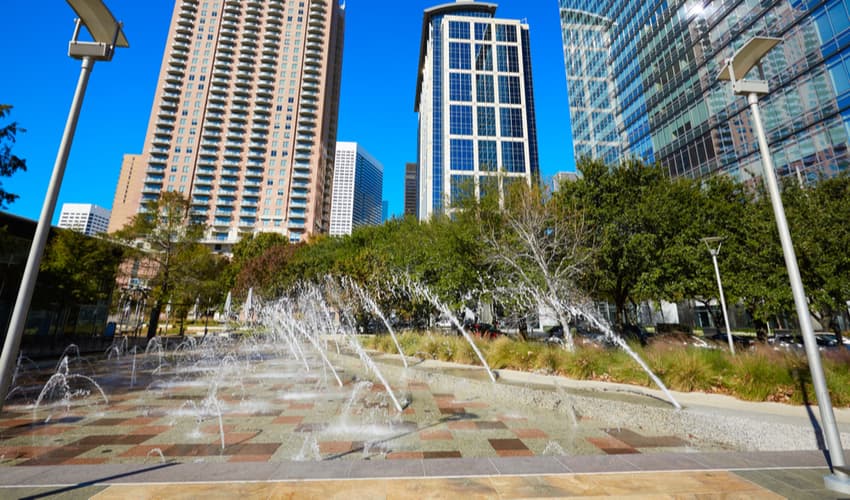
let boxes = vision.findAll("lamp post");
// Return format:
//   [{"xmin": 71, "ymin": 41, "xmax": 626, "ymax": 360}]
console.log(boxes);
[
  {"xmin": 719, "ymin": 36, "xmax": 849, "ymax": 493},
  {"xmin": 701, "ymin": 237, "xmax": 735, "ymax": 355},
  {"xmin": 0, "ymin": 0, "xmax": 128, "ymax": 412}
]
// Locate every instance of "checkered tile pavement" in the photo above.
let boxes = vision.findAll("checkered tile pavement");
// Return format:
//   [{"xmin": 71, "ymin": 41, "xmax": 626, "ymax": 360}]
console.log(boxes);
[{"xmin": 0, "ymin": 353, "xmax": 722, "ymax": 466}]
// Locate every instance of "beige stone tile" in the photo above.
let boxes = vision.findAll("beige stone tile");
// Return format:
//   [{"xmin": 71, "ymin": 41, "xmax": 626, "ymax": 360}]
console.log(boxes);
[
  {"xmin": 386, "ymin": 477, "xmax": 498, "ymax": 499},
  {"xmin": 587, "ymin": 472, "xmax": 730, "ymax": 495},
  {"xmin": 486, "ymin": 475, "xmax": 581, "ymax": 498},
  {"xmin": 92, "ymin": 482, "xmax": 276, "ymax": 499},
  {"xmin": 529, "ymin": 475, "xmax": 612, "ymax": 496},
  {"xmin": 268, "ymin": 479, "xmax": 388, "ymax": 499}
]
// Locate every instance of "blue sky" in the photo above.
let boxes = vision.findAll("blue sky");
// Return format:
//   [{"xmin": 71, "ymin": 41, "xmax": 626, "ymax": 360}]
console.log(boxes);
[{"xmin": 0, "ymin": 0, "xmax": 574, "ymax": 223}]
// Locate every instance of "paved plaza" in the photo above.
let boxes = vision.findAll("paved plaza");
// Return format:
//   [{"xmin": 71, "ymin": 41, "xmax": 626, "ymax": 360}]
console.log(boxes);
[{"xmin": 0, "ymin": 341, "xmax": 846, "ymax": 497}]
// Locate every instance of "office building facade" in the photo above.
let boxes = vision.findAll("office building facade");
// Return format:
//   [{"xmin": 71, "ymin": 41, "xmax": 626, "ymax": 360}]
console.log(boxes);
[
  {"xmin": 329, "ymin": 142, "xmax": 383, "ymax": 236},
  {"xmin": 114, "ymin": 0, "xmax": 345, "ymax": 250},
  {"xmin": 58, "ymin": 203, "xmax": 111, "ymax": 236},
  {"xmin": 415, "ymin": 1, "xmax": 540, "ymax": 220},
  {"xmin": 404, "ymin": 162, "xmax": 419, "ymax": 217},
  {"xmin": 560, "ymin": 0, "xmax": 850, "ymax": 183}
]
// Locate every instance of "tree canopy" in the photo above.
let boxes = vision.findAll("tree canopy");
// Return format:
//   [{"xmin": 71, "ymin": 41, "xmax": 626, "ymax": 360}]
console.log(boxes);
[{"xmin": 0, "ymin": 105, "xmax": 27, "ymax": 208}]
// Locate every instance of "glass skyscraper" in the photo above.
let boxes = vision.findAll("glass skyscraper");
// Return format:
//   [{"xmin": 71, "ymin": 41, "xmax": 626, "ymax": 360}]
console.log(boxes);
[
  {"xmin": 560, "ymin": 0, "xmax": 850, "ymax": 183},
  {"xmin": 415, "ymin": 1, "xmax": 540, "ymax": 220}
]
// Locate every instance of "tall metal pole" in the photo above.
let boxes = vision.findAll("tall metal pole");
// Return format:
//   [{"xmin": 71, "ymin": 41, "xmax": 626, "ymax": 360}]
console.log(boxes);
[
  {"xmin": 709, "ymin": 249, "xmax": 735, "ymax": 355},
  {"xmin": 0, "ymin": 56, "xmax": 96, "ymax": 412},
  {"xmin": 749, "ymin": 93, "xmax": 848, "ymax": 486}
]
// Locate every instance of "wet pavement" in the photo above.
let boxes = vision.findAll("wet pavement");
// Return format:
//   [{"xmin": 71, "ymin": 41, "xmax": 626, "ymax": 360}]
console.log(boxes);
[{"xmin": 0, "ymin": 342, "xmax": 847, "ymax": 498}]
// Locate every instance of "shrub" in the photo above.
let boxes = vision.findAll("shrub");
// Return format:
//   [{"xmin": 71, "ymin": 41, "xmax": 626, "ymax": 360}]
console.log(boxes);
[
  {"xmin": 534, "ymin": 345, "xmax": 570, "ymax": 374},
  {"xmin": 729, "ymin": 350, "xmax": 796, "ymax": 402}
]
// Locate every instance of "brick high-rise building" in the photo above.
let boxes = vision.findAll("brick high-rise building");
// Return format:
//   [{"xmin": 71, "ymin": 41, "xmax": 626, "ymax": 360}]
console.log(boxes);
[
  {"xmin": 108, "ymin": 154, "xmax": 144, "ymax": 233},
  {"xmin": 112, "ymin": 0, "xmax": 345, "ymax": 251}
]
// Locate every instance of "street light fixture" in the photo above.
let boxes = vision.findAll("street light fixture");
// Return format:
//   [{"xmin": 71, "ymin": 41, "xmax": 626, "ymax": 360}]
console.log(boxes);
[
  {"xmin": 0, "ymin": 0, "xmax": 128, "ymax": 412},
  {"xmin": 701, "ymin": 237, "xmax": 735, "ymax": 355},
  {"xmin": 718, "ymin": 36, "xmax": 849, "ymax": 493}
]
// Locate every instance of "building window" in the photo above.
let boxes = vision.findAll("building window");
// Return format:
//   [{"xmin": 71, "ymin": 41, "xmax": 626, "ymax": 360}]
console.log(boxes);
[
  {"xmin": 450, "ymin": 139, "xmax": 474, "ymax": 171},
  {"xmin": 448, "ymin": 21, "xmax": 470, "ymax": 39},
  {"xmin": 501, "ymin": 141, "xmax": 525, "ymax": 172},
  {"xmin": 498, "ymin": 75, "xmax": 522, "ymax": 104},
  {"xmin": 477, "ymin": 107, "xmax": 496, "ymax": 136},
  {"xmin": 450, "ymin": 105, "xmax": 473, "ymax": 135},
  {"xmin": 474, "ymin": 22, "xmax": 491, "ymax": 41},
  {"xmin": 449, "ymin": 42, "xmax": 471, "ymax": 70},
  {"xmin": 475, "ymin": 44, "xmax": 493, "ymax": 71},
  {"xmin": 497, "ymin": 45, "xmax": 519, "ymax": 73},
  {"xmin": 449, "ymin": 72, "xmax": 472, "ymax": 101},
  {"xmin": 476, "ymin": 74, "xmax": 494, "ymax": 102},
  {"xmin": 478, "ymin": 140, "xmax": 497, "ymax": 171},
  {"xmin": 496, "ymin": 24, "xmax": 517, "ymax": 42},
  {"xmin": 500, "ymin": 108, "xmax": 524, "ymax": 138},
  {"xmin": 451, "ymin": 174, "xmax": 474, "ymax": 204}
]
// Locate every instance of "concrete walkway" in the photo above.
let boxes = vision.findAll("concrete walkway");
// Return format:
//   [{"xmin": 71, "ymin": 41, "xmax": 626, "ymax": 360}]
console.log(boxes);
[{"xmin": 0, "ymin": 451, "xmax": 843, "ymax": 498}]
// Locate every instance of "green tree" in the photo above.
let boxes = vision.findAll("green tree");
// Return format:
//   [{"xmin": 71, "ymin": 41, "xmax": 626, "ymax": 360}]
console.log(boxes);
[
  {"xmin": 39, "ymin": 229, "xmax": 124, "ymax": 334},
  {"xmin": 235, "ymin": 240, "xmax": 301, "ymax": 298},
  {"xmin": 557, "ymin": 157, "xmax": 669, "ymax": 328},
  {"xmin": 168, "ymin": 241, "xmax": 229, "ymax": 334},
  {"xmin": 0, "ymin": 105, "xmax": 27, "ymax": 208},
  {"xmin": 112, "ymin": 191, "xmax": 206, "ymax": 338},
  {"xmin": 784, "ymin": 175, "xmax": 850, "ymax": 340},
  {"xmin": 225, "ymin": 232, "xmax": 289, "ymax": 291}
]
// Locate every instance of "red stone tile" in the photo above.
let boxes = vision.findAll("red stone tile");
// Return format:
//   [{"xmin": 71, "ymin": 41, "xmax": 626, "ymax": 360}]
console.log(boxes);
[
  {"xmin": 122, "ymin": 417, "xmax": 159, "ymax": 426},
  {"xmin": 420, "ymin": 430, "xmax": 453, "ymax": 441},
  {"xmin": 439, "ymin": 407, "xmax": 465, "ymax": 415},
  {"xmin": 423, "ymin": 451, "xmax": 462, "ymax": 459},
  {"xmin": 288, "ymin": 403, "xmax": 314, "ymax": 411},
  {"xmin": 489, "ymin": 439, "xmax": 528, "ymax": 451},
  {"xmin": 0, "ymin": 418, "xmax": 34, "ymax": 429},
  {"xmin": 120, "ymin": 445, "xmax": 169, "ymax": 458},
  {"xmin": 162, "ymin": 444, "xmax": 220, "ymax": 457},
  {"xmin": 201, "ymin": 424, "xmax": 237, "ymax": 434},
  {"xmin": 130, "ymin": 425, "xmax": 171, "ymax": 435},
  {"xmin": 318, "ymin": 441, "xmax": 352, "ymax": 454},
  {"xmin": 387, "ymin": 451, "xmax": 424, "ymax": 460},
  {"xmin": 605, "ymin": 429, "xmax": 687, "ymax": 448},
  {"xmin": 446, "ymin": 421, "xmax": 476, "ymax": 431},
  {"xmin": 0, "ymin": 446, "xmax": 51, "ymax": 460},
  {"xmin": 402, "ymin": 407, "xmax": 415, "ymax": 415},
  {"xmin": 223, "ymin": 432, "xmax": 258, "ymax": 446},
  {"xmin": 273, "ymin": 416, "xmax": 304, "ymax": 425},
  {"xmin": 586, "ymin": 436, "xmax": 639, "ymax": 455},
  {"xmin": 496, "ymin": 449, "xmax": 535, "ymax": 457}
]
